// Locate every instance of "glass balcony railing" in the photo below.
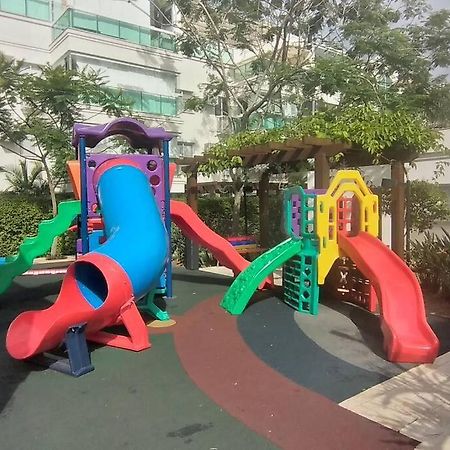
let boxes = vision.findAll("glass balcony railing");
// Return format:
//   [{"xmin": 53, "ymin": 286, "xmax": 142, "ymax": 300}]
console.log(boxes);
[
  {"xmin": 0, "ymin": 0, "xmax": 50, "ymax": 21},
  {"xmin": 117, "ymin": 88, "xmax": 178, "ymax": 116},
  {"xmin": 53, "ymin": 9, "xmax": 176, "ymax": 52},
  {"xmin": 249, "ymin": 114, "xmax": 285, "ymax": 130}
]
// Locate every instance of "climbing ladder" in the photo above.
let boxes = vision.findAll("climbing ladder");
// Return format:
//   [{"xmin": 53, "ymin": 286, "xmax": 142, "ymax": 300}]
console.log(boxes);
[
  {"xmin": 282, "ymin": 188, "xmax": 320, "ymax": 315},
  {"xmin": 283, "ymin": 243, "xmax": 319, "ymax": 315}
]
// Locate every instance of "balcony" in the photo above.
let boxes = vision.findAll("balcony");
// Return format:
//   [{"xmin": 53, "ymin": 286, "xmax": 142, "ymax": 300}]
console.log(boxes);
[
  {"xmin": 0, "ymin": 0, "xmax": 50, "ymax": 21},
  {"xmin": 52, "ymin": 9, "xmax": 176, "ymax": 52},
  {"xmin": 118, "ymin": 88, "xmax": 178, "ymax": 116},
  {"xmin": 249, "ymin": 114, "xmax": 285, "ymax": 130}
]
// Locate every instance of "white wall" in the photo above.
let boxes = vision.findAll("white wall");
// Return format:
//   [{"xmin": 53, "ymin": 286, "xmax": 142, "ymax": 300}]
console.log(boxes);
[
  {"xmin": 0, "ymin": 12, "xmax": 51, "ymax": 64},
  {"xmin": 75, "ymin": 54, "xmax": 177, "ymax": 95}
]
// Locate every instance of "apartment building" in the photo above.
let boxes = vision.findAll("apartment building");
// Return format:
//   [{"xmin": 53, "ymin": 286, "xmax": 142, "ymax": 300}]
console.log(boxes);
[{"xmin": 0, "ymin": 0, "xmax": 223, "ymax": 192}]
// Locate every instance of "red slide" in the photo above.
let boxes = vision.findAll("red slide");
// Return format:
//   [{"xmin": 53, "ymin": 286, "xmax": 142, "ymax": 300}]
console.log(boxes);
[
  {"xmin": 339, "ymin": 232, "xmax": 439, "ymax": 363},
  {"xmin": 171, "ymin": 200, "xmax": 272, "ymax": 288}
]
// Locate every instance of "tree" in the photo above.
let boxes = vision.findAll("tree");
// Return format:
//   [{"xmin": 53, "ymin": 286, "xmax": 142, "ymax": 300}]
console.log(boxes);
[
  {"xmin": 299, "ymin": 2, "xmax": 450, "ymax": 127},
  {"xmin": 177, "ymin": 0, "xmax": 450, "ymax": 132},
  {"xmin": 175, "ymin": 0, "xmax": 450, "ymax": 234},
  {"xmin": 0, "ymin": 53, "xmax": 132, "ymax": 219},
  {"xmin": 382, "ymin": 180, "xmax": 450, "ymax": 233},
  {"xmin": 0, "ymin": 160, "xmax": 47, "ymax": 195}
]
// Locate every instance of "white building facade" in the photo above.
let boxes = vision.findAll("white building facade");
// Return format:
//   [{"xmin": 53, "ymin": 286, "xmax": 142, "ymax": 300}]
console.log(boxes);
[{"xmin": 0, "ymin": 0, "xmax": 221, "ymax": 192}]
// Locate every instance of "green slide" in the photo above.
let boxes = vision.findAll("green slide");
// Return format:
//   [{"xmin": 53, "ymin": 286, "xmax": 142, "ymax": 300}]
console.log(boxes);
[
  {"xmin": 0, "ymin": 200, "xmax": 80, "ymax": 295},
  {"xmin": 221, "ymin": 238, "xmax": 303, "ymax": 315}
]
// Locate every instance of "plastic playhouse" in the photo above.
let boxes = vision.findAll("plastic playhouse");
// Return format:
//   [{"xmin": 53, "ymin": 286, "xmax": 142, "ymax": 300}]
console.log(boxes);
[
  {"xmin": 221, "ymin": 170, "xmax": 440, "ymax": 364},
  {"xmin": 0, "ymin": 118, "xmax": 440, "ymax": 375},
  {"xmin": 1, "ymin": 118, "xmax": 267, "ymax": 376}
]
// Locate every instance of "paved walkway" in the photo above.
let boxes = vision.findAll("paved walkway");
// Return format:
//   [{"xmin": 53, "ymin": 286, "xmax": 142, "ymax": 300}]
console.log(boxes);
[
  {"xmin": 341, "ymin": 352, "xmax": 450, "ymax": 449},
  {"xmin": 200, "ymin": 265, "xmax": 450, "ymax": 449}
]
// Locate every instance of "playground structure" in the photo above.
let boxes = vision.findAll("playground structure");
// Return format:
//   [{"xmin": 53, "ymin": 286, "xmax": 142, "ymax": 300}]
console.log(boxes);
[
  {"xmin": 2, "ymin": 118, "xmax": 266, "ymax": 375},
  {"xmin": 0, "ymin": 117, "xmax": 440, "ymax": 372},
  {"xmin": 221, "ymin": 170, "xmax": 440, "ymax": 364}
]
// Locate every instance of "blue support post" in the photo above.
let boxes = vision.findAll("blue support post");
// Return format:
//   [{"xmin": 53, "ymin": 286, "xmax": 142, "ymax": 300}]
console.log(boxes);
[
  {"xmin": 79, "ymin": 137, "xmax": 89, "ymax": 255},
  {"xmin": 162, "ymin": 139, "xmax": 173, "ymax": 298}
]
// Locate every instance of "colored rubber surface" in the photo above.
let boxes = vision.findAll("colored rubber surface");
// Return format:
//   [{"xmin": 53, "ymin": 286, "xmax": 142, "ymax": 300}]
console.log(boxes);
[
  {"xmin": 171, "ymin": 200, "xmax": 254, "ymax": 277},
  {"xmin": 6, "ymin": 161, "xmax": 168, "ymax": 359},
  {"xmin": 0, "ymin": 200, "xmax": 80, "ymax": 296},
  {"xmin": 339, "ymin": 232, "xmax": 439, "ymax": 363},
  {"xmin": 221, "ymin": 238, "xmax": 303, "ymax": 315}
]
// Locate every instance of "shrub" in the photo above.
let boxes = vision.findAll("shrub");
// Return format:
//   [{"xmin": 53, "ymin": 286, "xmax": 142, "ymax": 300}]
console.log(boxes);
[
  {"xmin": 172, "ymin": 193, "xmax": 285, "ymax": 266},
  {"xmin": 0, "ymin": 193, "xmax": 51, "ymax": 255},
  {"xmin": 411, "ymin": 230, "xmax": 450, "ymax": 298},
  {"xmin": 57, "ymin": 230, "xmax": 77, "ymax": 256},
  {"xmin": 0, "ymin": 193, "xmax": 76, "ymax": 258},
  {"xmin": 382, "ymin": 180, "xmax": 450, "ymax": 232}
]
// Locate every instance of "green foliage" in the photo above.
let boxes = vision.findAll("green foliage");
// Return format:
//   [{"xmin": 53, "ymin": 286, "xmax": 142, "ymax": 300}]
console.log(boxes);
[
  {"xmin": 200, "ymin": 105, "xmax": 441, "ymax": 174},
  {"xmin": 0, "ymin": 52, "xmax": 132, "ymax": 211},
  {"xmin": 171, "ymin": 194, "xmax": 284, "ymax": 267},
  {"xmin": 0, "ymin": 194, "xmax": 76, "ymax": 257},
  {"xmin": 411, "ymin": 230, "xmax": 450, "ymax": 298},
  {"xmin": 0, "ymin": 161, "xmax": 47, "ymax": 195},
  {"xmin": 299, "ymin": 3, "xmax": 450, "ymax": 127},
  {"xmin": 382, "ymin": 180, "xmax": 450, "ymax": 232},
  {"xmin": 0, "ymin": 193, "xmax": 51, "ymax": 255},
  {"xmin": 56, "ymin": 230, "xmax": 77, "ymax": 257}
]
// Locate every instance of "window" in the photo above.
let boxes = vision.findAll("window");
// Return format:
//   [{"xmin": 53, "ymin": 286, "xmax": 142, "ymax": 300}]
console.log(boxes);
[
  {"xmin": 119, "ymin": 23, "xmax": 140, "ymax": 45},
  {"xmin": 215, "ymin": 97, "xmax": 228, "ymax": 116},
  {"xmin": 177, "ymin": 141, "xmax": 195, "ymax": 158},
  {"xmin": 64, "ymin": 55, "xmax": 78, "ymax": 71},
  {"xmin": 1, "ymin": 0, "xmax": 51, "ymax": 20},
  {"xmin": 72, "ymin": 11, "xmax": 97, "ymax": 32},
  {"xmin": 142, "ymin": 93, "xmax": 160, "ymax": 114},
  {"xmin": 150, "ymin": 0, "xmax": 173, "ymax": 29},
  {"xmin": 27, "ymin": 0, "xmax": 49, "ymax": 20},
  {"xmin": 1, "ymin": 0, "xmax": 26, "ymax": 16},
  {"xmin": 117, "ymin": 89, "xmax": 177, "ymax": 116},
  {"xmin": 98, "ymin": 17, "xmax": 120, "ymax": 38}
]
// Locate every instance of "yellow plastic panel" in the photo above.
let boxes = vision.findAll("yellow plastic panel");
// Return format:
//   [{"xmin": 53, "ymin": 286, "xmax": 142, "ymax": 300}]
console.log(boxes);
[{"xmin": 315, "ymin": 170, "xmax": 379, "ymax": 284}]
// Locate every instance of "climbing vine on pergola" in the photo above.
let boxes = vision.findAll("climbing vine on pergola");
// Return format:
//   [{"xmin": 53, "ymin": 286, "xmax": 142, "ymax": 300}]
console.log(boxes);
[{"xmin": 197, "ymin": 105, "xmax": 443, "ymax": 258}]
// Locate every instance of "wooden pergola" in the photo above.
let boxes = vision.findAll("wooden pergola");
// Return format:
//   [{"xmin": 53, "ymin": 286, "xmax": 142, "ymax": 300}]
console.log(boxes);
[
  {"xmin": 173, "ymin": 138, "xmax": 351, "ymax": 268},
  {"xmin": 174, "ymin": 137, "xmax": 405, "ymax": 266},
  {"xmin": 174, "ymin": 136, "xmax": 406, "ymax": 267}
]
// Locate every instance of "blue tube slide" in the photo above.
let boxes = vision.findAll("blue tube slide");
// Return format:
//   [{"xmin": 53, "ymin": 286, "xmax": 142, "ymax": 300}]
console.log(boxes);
[{"xmin": 76, "ymin": 159, "xmax": 169, "ymax": 307}]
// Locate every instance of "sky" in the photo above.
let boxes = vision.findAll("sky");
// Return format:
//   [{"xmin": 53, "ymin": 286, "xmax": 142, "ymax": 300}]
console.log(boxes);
[
  {"xmin": 429, "ymin": 0, "xmax": 450, "ymax": 77},
  {"xmin": 430, "ymin": 0, "xmax": 448, "ymax": 8}
]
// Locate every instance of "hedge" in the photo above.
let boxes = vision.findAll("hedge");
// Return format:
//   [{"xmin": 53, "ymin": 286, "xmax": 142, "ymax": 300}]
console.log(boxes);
[
  {"xmin": 0, "ymin": 193, "xmax": 76, "ymax": 257},
  {"xmin": 171, "ymin": 194, "xmax": 285, "ymax": 266},
  {"xmin": 0, "ymin": 193, "xmax": 286, "ymax": 264}
]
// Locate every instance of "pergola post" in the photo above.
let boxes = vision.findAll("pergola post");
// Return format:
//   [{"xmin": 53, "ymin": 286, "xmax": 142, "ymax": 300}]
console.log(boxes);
[
  {"xmin": 259, "ymin": 171, "xmax": 270, "ymax": 248},
  {"xmin": 184, "ymin": 169, "xmax": 199, "ymax": 270},
  {"xmin": 314, "ymin": 150, "xmax": 330, "ymax": 189},
  {"xmin": 391, "ymin": 161, "xmax": 405, "ymax": 259}
]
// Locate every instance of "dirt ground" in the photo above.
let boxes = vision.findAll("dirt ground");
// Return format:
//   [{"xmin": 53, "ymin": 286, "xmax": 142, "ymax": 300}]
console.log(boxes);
[{"xmin": 424, "ymin": 290, "xmax": 450, "ymax": 318}]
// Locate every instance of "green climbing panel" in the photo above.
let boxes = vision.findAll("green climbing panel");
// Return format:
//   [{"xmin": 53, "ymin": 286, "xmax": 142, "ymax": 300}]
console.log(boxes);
[
  {"xmin": 221, "ymin": 238, "xmax": 304, "ymax": 315},
  {"xmin": 0, "ymin": 200, "xmax": 81, "ymax": 295},
  {"xmin": 283, "ymin": 244, "xmax": 319, "ymax": 315}
]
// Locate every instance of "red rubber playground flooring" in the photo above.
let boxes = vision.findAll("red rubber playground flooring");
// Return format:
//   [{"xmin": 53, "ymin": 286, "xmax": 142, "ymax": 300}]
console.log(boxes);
[{"xmin": 1, "ymin": 268, "xmax": 449, "ymax": 449}]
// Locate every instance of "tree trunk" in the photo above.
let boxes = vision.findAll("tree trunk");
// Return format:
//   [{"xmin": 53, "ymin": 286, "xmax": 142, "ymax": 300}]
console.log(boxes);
[
  {"xmin": 42, "ymin": 159, "xmax": 59, "ymax": 258},
  {"xmin": 391, "ymin": 161, "xmax": 405, "ymax": 259},
  {"xmin": 259, "ymin": 170, "xmax": 270, "ymax": 248},
  {"xmin": 232, "ymin": 184, "xmax": 244, "ymax": 235}
]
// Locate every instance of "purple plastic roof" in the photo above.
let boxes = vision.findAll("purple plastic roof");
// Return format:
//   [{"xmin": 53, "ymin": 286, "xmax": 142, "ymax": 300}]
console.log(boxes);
[{"xmin": 72, "ymin": 117, "xmax": 172, "ymax": 149}]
